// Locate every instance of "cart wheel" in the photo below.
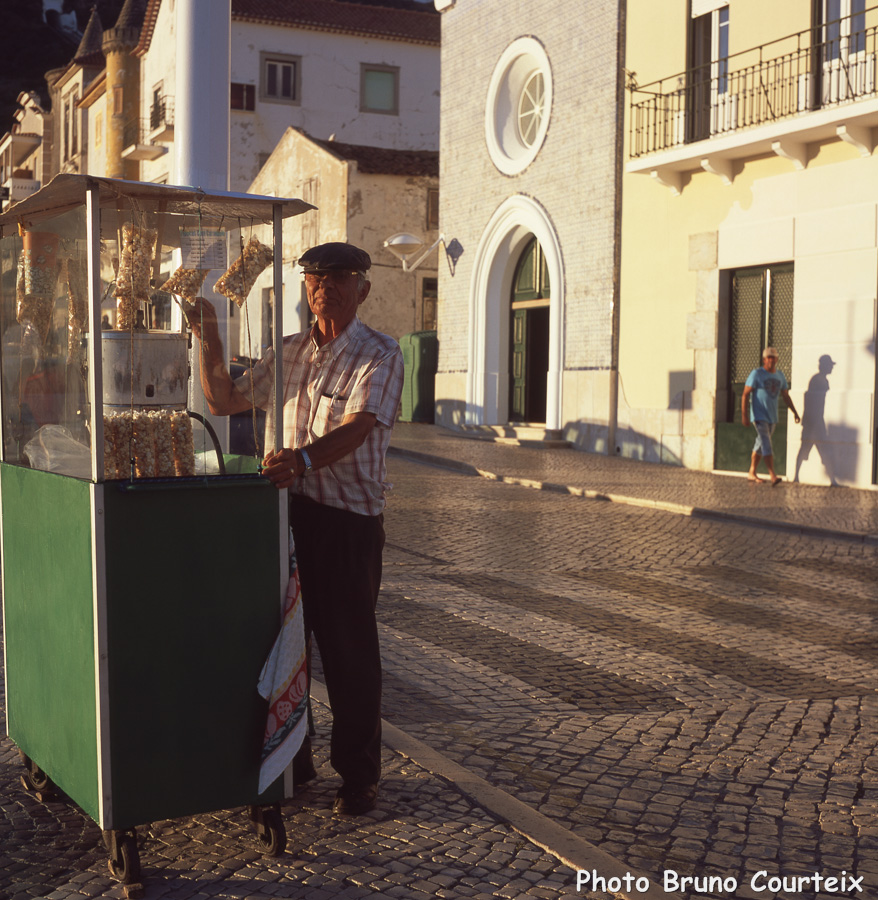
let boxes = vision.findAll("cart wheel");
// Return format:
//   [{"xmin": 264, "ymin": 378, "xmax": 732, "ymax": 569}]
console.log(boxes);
[
  {"xmin": 107, "ymin": 830, "xmax": 141, "ymax": 885},
  {"xmin": 19, "ymin": 755, "xmax": 55, "ymax": 797},
  {"xmin": 250, "ymin": 805, "xmax": 286, "ymax": 857}
]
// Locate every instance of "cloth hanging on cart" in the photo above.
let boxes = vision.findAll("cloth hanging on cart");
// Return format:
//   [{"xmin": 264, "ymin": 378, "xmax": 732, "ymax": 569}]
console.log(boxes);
[{"xmin": 257, "ymin": 531, "xmax": 308, "ymax": 794}]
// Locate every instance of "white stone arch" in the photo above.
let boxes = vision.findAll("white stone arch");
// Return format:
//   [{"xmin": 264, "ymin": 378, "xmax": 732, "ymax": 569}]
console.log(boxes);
[{"xmin": 466, "ymin": 194, "xmax": 564, "ymax": 428}]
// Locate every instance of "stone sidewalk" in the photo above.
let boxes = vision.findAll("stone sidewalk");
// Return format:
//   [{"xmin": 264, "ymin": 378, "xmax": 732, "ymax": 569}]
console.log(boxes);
[{"xmin": 388, "ymin": 423, "xmax": 878, "ymax": 543}]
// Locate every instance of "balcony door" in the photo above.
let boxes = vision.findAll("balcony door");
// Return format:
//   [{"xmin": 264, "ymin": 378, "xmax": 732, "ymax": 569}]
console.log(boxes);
[
  {"xmin": 687, "ymin": 0, "xmax": 730, "ymax": 142},
  {"xmin": 820, "ymin": 0, "xmax": 870, "ymax": 104}
]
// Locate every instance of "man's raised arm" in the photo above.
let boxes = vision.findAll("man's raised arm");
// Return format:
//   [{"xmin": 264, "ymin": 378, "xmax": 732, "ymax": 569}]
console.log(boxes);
[{"xmin": 185, "ymin": 297, "xmax": 252, "ymax": 416}]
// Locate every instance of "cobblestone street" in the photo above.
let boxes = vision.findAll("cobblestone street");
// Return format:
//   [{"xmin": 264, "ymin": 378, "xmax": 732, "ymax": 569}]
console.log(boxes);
[
  {"xmin": 3, "ymin": 428, "xmax": 878, "ymax": 899},
  {"xmin": 378, "ymin": 439, "xmax": 878, "ymax": 900}
]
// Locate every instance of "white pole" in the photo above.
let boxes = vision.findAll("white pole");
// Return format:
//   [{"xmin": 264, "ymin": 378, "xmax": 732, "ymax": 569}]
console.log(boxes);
[
  {"xmin": 175, "ymin": 0, "xmax": 232, "ymax": 451},
  {"xmin": 175, "ymin": 0, "xmax": 231, "ymax": 192}
]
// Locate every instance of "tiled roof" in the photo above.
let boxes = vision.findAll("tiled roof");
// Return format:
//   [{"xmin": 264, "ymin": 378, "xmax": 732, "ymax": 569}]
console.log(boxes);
[
  {"xmin": 113, "ymin": 0, "xmax": 148, "ymax": 31},
  {"xmin": 73, "ymin": 8, "xmax": 104, "ymax": 66},
  {"xmin": 312, "ymin": 135, "xmax": 438, "ymax": 177},
  {"xmin": 232, "ymin": 0, "xmax": 440, "ymax": 45}
]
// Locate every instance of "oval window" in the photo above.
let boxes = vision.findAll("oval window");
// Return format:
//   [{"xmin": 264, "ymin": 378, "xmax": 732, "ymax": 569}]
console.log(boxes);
[{"xmin": 485, "ymin": 37, "xmax": 553, "ymax": 175}]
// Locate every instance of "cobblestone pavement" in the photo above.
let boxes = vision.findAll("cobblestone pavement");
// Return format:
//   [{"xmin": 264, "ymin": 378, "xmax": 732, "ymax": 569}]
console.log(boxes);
[
  {"xmin": 0, "ymin": 677, "xmax": 581, "ymax": 900},
  {"xmin": 3, "ymin": 427, "xmax": 878, "ymax": 899},
  {"xmin": 377, "ymin": 433, "xmax": 878, "ymax": 900}
]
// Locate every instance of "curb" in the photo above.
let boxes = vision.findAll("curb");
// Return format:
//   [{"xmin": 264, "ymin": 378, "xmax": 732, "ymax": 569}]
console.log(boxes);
[
  {"xmin": 311, "ymin": 680, "xmax": 681, "ymax": 900},
  {"xmin": 387, "ymin": 446, "xmax": 878, "ymax": 547}
]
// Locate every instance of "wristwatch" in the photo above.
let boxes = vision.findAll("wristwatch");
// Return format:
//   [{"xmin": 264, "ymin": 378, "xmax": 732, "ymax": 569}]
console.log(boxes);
[{"xmin": 299, "ymin": 447, "xmax": 314, "ymax": 476}]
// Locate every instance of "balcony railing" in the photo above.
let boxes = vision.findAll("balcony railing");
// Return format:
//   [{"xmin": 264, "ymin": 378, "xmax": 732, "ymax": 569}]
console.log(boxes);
[
  {"xmin": 629, "ymin": 9, "xmax": 878, "ymax": 159},
  {"xmin": 149, "ymin": 97, "xmax": 174, "ymax": 141},
  {"xmin": 121, "ymin": 117, "xmax": 168, "ymax": 161}
]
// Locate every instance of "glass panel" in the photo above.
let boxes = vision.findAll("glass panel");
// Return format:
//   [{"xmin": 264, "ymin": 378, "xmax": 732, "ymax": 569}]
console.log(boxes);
[
  {"xmin": 852, "ymin": 0, "xmax": 866, "ymax": 54},
  {"xmin": 826, "ymin": 0, "xmax": 842, "ymax": 61},
  {"xmin": 767, "ymin": 264, "xmax": 794, "ymax": 376},
  {"xmin": 281, "ymin": 64, "xmax": 293, "ymax": 99},
  {"xmin": 0, "ymin": 191, "xmax": 282, "ymax": 480},
  {"xmin": 1, "ymin": 206, "xmax": 91, "ymax": 471},
  {"xmin": 717, "ymin": 7, "xmax": 729, "ymax": 94},
  {"xmin": 518, "ymin": 72, "xmax": 544, "ymax": 146},
  {"xmin": 729, "ymin": 268, "xmax": 764, "ymax": 383},
  {"xmin": 267, "ymin": 62, "xmax": 278, "ymax": 97},
  {"xmin": 363, "ymin": 70, "xmax": 396, "ymax": 111}
]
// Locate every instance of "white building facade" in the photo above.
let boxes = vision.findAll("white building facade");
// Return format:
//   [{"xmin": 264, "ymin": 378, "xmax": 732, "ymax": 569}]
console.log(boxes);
[
  {"xmin": 433, "ymin": 0, "xmax": 625, "ymax": 451},
  {"xmin": 135, "ymin": 0, "xmax": 440, "ymax": 190}
]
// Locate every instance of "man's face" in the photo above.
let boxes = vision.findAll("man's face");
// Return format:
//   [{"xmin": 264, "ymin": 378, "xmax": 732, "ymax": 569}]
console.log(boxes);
[
  {"xmin": 763, "ymin": 353, "xmax": 778, "ymax": 372},
  {"xmin": 305, "ymin": 271, "xmax": 370, "ymax": 329}
]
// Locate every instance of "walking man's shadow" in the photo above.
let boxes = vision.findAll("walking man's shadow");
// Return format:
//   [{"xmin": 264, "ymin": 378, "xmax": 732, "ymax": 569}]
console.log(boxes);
[{"xmin": 793, "ymin": 354, "xmax": 838, "ymax": 485}]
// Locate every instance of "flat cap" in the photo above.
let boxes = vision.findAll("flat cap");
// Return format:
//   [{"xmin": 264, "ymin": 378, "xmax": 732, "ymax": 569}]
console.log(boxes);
[{"xmin": 298, "ymin": 242, "xmax": 371, "ymax": 273}]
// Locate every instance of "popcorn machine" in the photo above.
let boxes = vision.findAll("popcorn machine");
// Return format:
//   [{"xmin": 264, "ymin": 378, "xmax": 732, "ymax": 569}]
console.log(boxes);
[{"xmin": 0, "ymin": 175, "xmax": 312, "ymax": 888}]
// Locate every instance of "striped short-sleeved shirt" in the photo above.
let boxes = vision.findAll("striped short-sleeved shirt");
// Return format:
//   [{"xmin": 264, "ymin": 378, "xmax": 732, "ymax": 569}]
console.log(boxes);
[{"xmin": 234, "ymin": 316, "xmax": 403, "ymax": 517}]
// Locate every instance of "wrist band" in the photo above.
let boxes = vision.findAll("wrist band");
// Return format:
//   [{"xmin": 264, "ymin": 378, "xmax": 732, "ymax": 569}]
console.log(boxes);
[{"xmin": 299, "ymin": 447, "xmax": 313, "ymax": 476}]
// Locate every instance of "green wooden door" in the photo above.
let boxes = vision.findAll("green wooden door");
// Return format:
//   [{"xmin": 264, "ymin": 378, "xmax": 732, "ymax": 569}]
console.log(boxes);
[
  {"xmin": 509, "ymin": 237, "xmax": 550, "ymax": 423},
  {"xmin": 511, "ymin": 308, "xmax": 527, "ymax": 421}
]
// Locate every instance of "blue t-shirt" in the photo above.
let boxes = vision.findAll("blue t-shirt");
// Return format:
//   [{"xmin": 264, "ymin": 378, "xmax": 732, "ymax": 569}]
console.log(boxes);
[{"xmin": 745, "ymin": 367, "xmax": 788, "ymax": 424}]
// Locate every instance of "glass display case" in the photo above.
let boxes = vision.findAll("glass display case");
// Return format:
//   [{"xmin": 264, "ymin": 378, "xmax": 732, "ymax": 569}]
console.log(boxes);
[
  {"xmin": 0, "ymin": 175, "xmax": 312, "ymax": 888},
  {"xmin": 0, "ymin": 175, "xmax": 308, "ymax": 480}
]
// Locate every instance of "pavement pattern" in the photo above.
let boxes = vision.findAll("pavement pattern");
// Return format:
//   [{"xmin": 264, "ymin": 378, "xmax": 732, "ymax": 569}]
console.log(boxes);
[{"xmin": 2, "ymin": 424, "xmax": 878, "ymax": 899}]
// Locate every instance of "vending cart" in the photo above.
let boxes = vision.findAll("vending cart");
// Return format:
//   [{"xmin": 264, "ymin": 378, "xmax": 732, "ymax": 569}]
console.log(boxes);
[{"xmin": 0, "ymin": 175, "xmax": 312, "ymax": 889}]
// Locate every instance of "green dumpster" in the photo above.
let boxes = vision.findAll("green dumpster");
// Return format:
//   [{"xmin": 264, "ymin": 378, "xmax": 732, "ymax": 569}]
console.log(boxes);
[{"xmin": 399, "ymin": 330, "xmax": 438, "ymax": 423}]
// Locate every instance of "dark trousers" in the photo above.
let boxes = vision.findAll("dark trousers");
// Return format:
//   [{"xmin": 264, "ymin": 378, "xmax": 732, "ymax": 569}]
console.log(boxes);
[{"xmin": 289, "ymin": 497, "xmax": 385, "ymax": 787}]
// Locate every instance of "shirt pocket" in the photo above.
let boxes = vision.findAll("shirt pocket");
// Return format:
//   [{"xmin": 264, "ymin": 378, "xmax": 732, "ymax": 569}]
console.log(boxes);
[{"xmin": 312, "ymin": 391, "xmax": 348, "ymax": 435}]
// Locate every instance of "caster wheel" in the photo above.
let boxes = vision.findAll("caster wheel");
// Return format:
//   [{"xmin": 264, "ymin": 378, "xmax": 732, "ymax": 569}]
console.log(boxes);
[
  {"xmin": 106, "ymin": 830, "xmax": 142, "ymax": 885},
  {"xmin": 250, "ymin": 805, "xmax": 286, "ymax": 857},
  {"xmin": 19, "ymin": 755, "xmax": 55, "ymax": 797}
]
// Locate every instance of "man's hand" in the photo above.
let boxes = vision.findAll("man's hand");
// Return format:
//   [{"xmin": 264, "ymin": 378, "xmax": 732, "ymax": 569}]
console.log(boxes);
[
  {"xmin": 185, "ymin": 297, "xmax": 221, "ymax": 352},
  {"xmin": 262, "ymin": 447, "xmax": 301, "ymax": 489}
]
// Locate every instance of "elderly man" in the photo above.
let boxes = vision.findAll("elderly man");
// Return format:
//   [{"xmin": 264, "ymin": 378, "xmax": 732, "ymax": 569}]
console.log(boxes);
[
  {"xmin": 741, "ymin": 346, "xmax": 800, "ymax": 485},
  {"xmin": 187, "ymin": 242, "xmax": 403, "ymax": 815}
]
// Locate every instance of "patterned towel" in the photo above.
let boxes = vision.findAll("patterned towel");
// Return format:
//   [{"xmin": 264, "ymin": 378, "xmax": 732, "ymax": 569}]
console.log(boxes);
[{"xmin": 257, "ymin": 531, "xmax": 308, "ymax": 795}]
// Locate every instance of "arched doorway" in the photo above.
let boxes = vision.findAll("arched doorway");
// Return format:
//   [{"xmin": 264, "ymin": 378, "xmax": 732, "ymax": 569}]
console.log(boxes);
[
  {"xmin": 510, "ymin": 237, "xmax": 550, "ymax": 422},
  {"xmin": 466, "ymin": 194, "xmax": 563, "ymax": 430}
]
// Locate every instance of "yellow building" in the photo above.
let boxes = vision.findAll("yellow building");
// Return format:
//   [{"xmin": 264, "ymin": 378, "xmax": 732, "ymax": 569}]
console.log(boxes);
[{"xmin": 622, "ymin": 0, "xmax": 878, "ymax": 486}]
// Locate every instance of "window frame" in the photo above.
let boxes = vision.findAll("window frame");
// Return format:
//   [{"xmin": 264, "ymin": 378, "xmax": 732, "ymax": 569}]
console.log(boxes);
[
  {"xmin": 259, "ymin": 52, "xmax": 301, "ymax": 106},
  {"xmin": 360, "ymin": 64, "xmax": 400, "ymax": 115},
  {"xmin": 231, "ymin": 82, "xmax": 256, "ymax": 111},
  {"xmin": 427, "ymin": 188, "xmax": 439, "ymax": 230}
]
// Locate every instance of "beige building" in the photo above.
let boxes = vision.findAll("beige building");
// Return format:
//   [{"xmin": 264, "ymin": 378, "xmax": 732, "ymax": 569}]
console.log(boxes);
[
  {"xmin": 245, "ymin": 127, "xmax": 439, "ymax": 356},
  {"xmin": 623, "ymin": 0, "xmax": 878, "ymax": 487}
]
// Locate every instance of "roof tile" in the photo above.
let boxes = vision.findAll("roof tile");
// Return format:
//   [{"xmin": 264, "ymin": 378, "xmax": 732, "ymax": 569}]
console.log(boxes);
[{"xmin": 231, "ymin": 0, "xmax": 440, "ymax": 45}]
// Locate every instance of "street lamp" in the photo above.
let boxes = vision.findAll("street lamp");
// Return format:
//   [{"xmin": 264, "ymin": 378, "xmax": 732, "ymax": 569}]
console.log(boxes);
[{"xmin": 383, "ymin": 232, "xmax": 464, "ymax": 275}]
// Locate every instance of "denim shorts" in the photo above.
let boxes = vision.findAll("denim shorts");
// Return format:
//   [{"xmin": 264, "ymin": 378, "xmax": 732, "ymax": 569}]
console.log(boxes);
[{"xmin": 752, "ymin": 420, "xmax": 776, "ymax": 456}]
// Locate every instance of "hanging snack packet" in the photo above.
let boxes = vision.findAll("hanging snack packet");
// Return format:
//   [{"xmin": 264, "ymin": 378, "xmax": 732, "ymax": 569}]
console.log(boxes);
[
  {"xmin": 214, "ymin": 236, "xmax": 273, "ymax": 307},
  {"xmin": 16, "ymin": 231, "xmax": 60, "ymax": 342},
  {"xmin": 115, "ymin": 222, "xmax": 157, "ymax": 330},
  {"xmin": 160, "ymin": 266, "xmax": 210, "ymax": 304},
  {"xmin": 65, "ymin": 257, "xmax": 88, "ymax": 361}
]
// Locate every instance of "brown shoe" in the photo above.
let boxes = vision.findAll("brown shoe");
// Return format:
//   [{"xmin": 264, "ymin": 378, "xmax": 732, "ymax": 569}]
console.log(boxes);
[{"xmin": 333, "ymin": 783, "xmax": 378, "ymax": 815}]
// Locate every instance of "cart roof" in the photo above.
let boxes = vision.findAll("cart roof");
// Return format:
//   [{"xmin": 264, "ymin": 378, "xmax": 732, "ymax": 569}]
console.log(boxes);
[{"xmin": 0, "ymin": 174, "xmax": 315, "ymax": 230}]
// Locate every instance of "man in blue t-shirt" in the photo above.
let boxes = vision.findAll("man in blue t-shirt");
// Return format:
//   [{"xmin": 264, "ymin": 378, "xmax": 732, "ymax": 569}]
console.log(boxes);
[{"xmin": 741, "ymin": 347, "xmax": 800, "ymax": 485}]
